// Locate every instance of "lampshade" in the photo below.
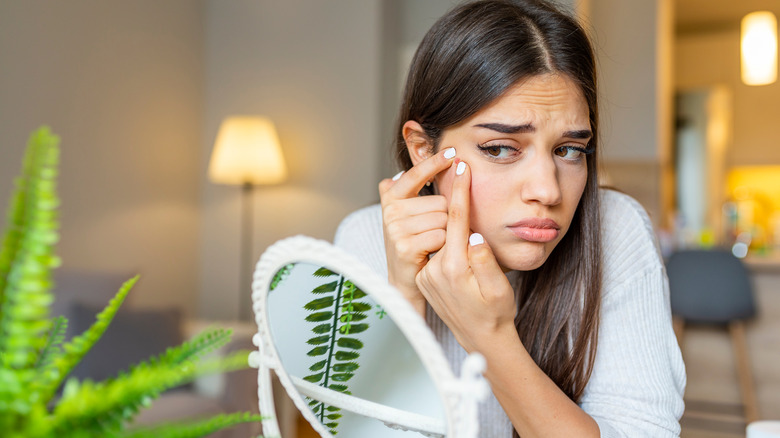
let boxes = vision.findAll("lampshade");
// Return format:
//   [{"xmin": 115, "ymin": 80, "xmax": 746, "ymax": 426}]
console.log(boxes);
[
  {"xmin": 208, "ymin": 116, "xmax": 288, "ymax": 185},
  {"xmin": 741, "ymin": 11, "xmax": 778, "ymax": 86}
]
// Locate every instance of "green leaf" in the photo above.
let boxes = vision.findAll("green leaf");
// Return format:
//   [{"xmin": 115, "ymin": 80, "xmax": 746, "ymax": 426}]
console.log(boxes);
[
  {"xmin": 344, "ymin": 302, "xmax": 371, "ymax": 312},
  {"xmin": 270, "ymin": 264, "xmax": 295, "ymax": 290},
  {"xmin": 330, "ymin": 373, "xmax": 354, "ymax": 382},
  {"xmin": 303, "ymin": 373, "xmax": 324, "ymax": 383},
  {"xmin": 352, "ymin": 288, "xmax": 367, "ymax": 299},
  {"xmin": 311, "ymin": 323, "xmax": 331, "ymax": 334},
  {"xmin": 307, "ymin": 346, "xmax": 328, "ymax": 356},
  {"xmin": 340, "ymin": 312, "xmax": 366, "ymax": 322},
  {"xmin": 40, "ymin": 275, "xmax": 138, "ymax": 401},
  {"xmin": 311, "ymin": 281, "xmax": 338, "ymax": 294},
  {"xmin": 304, "ymin": 296, "xmax": 335, "ymax": 310},
  {"xmin": 312, "ymin": 267, "xmax": 337, "ymax": 277},
  {"xmin": 336, "ymin": 338, "xmax": 363, "ymax": 350},
  {"xmin": 35, "ymin": 315, "xmax": 68, "ymax": 369},
  {"xmin": 120, "ymin": 412, "xmax": 265, "ymax": 438},
  {"xmin": 334, "ymin": 351, "xmax": 359, "ymax": 361},
  {"xmin": 332, "ymin": 362, "xmax": 359, "ymax": 373},
  {"xmin": 326, "ymin": 413, "xmax": 343, "ymax": 420},
  {"xmin": 307, "ymin": 335, "xmax": 330, "ymax": 346},
  {"xmin": 329, "ymin": 384, "xmax": 348, "ymax": 393},
  {"xmin": 309, "ymin": 360, "xmax": 327, "ymax": 372},
  {"xmin": 305, "ymin": 311, "xmax": 333, "ymax": 322},
  {"xmin": 325, "ymin": 405, "xmax": 341, "ymax": 411},
  {"xmin": 339, "ymin": 323, "xmax": 368, "ymax": 335}
]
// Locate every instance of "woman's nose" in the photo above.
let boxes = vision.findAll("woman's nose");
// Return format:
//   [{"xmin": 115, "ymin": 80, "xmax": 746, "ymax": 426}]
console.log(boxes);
[{"xmin": 520, "ymin": 155, "xmax": 563, "ymax": 206}]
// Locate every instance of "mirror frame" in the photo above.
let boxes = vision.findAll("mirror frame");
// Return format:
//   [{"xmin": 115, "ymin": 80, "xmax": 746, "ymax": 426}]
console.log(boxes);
[{"xmin": 248, "ymin": 235, "xmax": 488, "ymax": 438}]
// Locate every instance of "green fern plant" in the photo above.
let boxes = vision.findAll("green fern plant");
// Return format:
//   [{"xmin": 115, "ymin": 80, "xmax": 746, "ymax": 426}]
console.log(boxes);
[
  {"xmin": 299, "ymin": 267, "xmax": 372, "ymax": 435},
  {"xmin": 0, "ymin": 127, "xmax": 263, "ymax": 438}
]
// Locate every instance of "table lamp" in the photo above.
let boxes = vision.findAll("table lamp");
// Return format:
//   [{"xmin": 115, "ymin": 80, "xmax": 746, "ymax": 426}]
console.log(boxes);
[{"xmin": 208, "ymin": 116, "xmax": 287, "ymax": 320}]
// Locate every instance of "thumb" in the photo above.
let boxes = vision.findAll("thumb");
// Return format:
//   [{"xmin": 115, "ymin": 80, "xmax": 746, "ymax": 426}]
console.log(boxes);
[{"xmin": 467, "ymin": 233, "xmax": 511, "ymax": 302}]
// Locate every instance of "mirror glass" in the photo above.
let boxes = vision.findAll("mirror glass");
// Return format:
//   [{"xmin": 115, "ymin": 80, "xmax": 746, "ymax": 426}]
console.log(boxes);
[{"xmin": 266, "ymin": 262, "xmax": 446, "ymax": 437}]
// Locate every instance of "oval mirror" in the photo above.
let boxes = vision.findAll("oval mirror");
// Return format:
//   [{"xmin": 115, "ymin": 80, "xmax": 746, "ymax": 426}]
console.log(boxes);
[{"xmin": 250, "ymin": 236, "xmax": 488, "ymax": 438}]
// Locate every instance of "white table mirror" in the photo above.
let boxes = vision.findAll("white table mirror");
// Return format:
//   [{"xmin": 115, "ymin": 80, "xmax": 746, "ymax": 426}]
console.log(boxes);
[{"xmin": 249, "ymin": 235, "xmax": 488, "ymax": 438}]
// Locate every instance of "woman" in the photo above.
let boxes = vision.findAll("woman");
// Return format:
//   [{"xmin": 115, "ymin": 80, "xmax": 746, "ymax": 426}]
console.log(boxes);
[{"xmin": 335, "ymin": 0, "xmax": 685, "ymax": 436}]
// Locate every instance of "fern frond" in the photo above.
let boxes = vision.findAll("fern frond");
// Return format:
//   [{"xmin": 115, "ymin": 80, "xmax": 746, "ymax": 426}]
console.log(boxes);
[
  {"xmin": 120, "ymin": 412, "xmax": 264, "ymax": 438},
  {"xmin": 37, "ymin": 275, "xmax": 138, "ymax": 401},
  {"xmin": 270, "ymin": 263, "xmax": 294, "ymax": 291},
  {"xmin": 51, "ymin": 350, "xmax": 250, "ymax": 436},
  {"xmin": 302, "ymin": 270, "xmax": 377, "ymax": 435},
  {"xmin": 34, "ymin": 315, "xmax": 67, "ymax": 370},
  {"xmin": 0, "ymin": 127, "xmax": 61, "ymax": 369},
  {"xmin": 151, "ymin": 327, "xmax": 232, "ymax": 367}
]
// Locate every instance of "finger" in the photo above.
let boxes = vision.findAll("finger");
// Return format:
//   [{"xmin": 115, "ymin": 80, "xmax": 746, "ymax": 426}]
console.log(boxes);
[
  {"xmin": 385, "ymin": 211, "xmax": 448, "ymax": 238},
  {"xmin": 382, "ymin": 195, "xmax": 447, "ymax": 223},
  {"xmin": 382, "ymin": 147, "xmax": 457, "ymax": 200},
  {"xmin": 467, "ymin": 233, "xmax": 510, "ymax": 302},
  {"xmin": 395, "ymin": 229, "xmax": 447, "ymax": 261},
  {"xmin": 444, "ymin": 159, "xmax": 471, "ymax": 264},
  {"xmin": 378, "ymin": 170, "xmax": 404, "ymax": 194}
]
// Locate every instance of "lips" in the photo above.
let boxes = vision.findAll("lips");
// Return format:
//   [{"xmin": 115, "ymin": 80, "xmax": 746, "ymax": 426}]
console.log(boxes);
[{"xmin": 507, "ymin": 218, "xmax": 561, "ymax": 243}]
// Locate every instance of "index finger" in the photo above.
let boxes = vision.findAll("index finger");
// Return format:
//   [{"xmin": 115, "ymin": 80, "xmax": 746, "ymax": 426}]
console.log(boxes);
[
  {"xmin": 445, "ymin": 159, "xmax": 471, "ymax": 261},
  {"xmin": 381, "ymin": 147, "xmax": 456, "ymax": 200}
]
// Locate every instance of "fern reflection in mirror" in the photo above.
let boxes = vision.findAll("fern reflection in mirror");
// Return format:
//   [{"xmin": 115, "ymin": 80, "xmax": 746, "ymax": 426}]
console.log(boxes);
[{"xmin": 266, "ymin": 262, "xmax": 445, "ymax": 437}]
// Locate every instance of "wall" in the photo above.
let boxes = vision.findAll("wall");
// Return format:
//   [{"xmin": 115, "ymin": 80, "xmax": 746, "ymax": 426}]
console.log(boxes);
[
  {"xmin": 676, "ymin": 29, "xmax": 780, "ymax": 167},
  {"xmin": 586, "ymin": 0, "xmax": 674, "ymax": 225},
  {"xmin": 0, "ymin": 0, "xmax": 204, "ymax": 314},
  {"xmin": 199, "ymin": 0, "xmax": 385, "ymax": 320}
]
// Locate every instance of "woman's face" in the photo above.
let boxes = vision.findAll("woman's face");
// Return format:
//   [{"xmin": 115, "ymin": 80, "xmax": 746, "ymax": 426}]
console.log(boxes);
[{"xmin": 432, "ymin": 74, "xmax": 591, "ymax": 271}]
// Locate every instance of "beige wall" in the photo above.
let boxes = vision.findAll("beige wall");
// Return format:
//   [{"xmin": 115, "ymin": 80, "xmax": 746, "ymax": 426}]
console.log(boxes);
[
  {"xmin": 199, "ymin": 0, "xmax": 385, "ymax": 320},
  {"xmin": 676, "ymin": 29, "xmax": 780, "ymax": 167},
  {"xmin": 585, "ymin": 0, "xmax": 674, "ymax": 225},
  {"xmin": 0, "ymin": 1, "xmax": 203, "ymax": 314}
]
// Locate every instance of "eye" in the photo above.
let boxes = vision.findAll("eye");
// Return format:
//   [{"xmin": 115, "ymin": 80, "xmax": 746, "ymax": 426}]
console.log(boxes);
[
  {"xmin": 477, "ymin": 144, "xmax": 519, "ymax": 161},
  {"xmin": 554, "ymin": 145, "xmax": 592, "ymax": 161}
]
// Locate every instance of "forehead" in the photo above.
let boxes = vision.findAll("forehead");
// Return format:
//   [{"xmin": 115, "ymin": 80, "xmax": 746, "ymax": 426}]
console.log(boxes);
[{"xmin": 470, "ymin": 74, "xmax": 589, "ymax": 126}]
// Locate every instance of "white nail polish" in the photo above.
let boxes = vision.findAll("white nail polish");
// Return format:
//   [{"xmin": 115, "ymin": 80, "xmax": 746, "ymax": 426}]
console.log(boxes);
[
  {"xmin": 469, "ymin": 233, "xmax": 484, "ymax": 246},
  {"xmin": 456, "ymin": 161, "xmax": 466, "ymax": 175},
  {"xmin": 392, "ymin": 171, "xmax": 404, "ymax": 181},
  {"xmin": 444, "ymin": 148, "xmax": 456, "ymax": 159}
]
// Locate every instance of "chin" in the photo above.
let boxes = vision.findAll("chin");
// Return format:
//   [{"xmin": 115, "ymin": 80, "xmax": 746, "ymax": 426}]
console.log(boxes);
[{"xmin": 494, "ymin": 245, "xmax": 551, "ymax": 272}]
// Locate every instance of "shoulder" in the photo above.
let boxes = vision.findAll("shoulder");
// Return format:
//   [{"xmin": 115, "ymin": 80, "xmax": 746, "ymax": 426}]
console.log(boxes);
[
  {"xmin": 334, "ymin": 204, "xmax": 388, "ymax": 278},
  {"xmin": 598, "ymin": 188, "xmax": 665, "ymax": 290},
  {"xmin": 333, "ymin": 204, "xmax": 382, "ymax": 246}
]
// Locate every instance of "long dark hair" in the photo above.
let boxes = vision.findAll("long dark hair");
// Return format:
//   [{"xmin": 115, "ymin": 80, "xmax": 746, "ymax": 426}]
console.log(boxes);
[{"xmin": 395, "ymin": 0, "xmax": 602, "ymax": 409}]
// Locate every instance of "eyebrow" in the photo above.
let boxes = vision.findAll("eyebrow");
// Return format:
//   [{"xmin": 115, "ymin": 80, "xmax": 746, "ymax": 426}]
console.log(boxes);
[
  {"xmin": 562, "ymin": 129, "xmax": 593, "ymax": 140},
  {"xmin": 474, "ymin": 123, "xmax": 593, "ymax": 140},
  {"xmin": 474, "ymin": 123, "xmax": 534, "ymax": 134}
]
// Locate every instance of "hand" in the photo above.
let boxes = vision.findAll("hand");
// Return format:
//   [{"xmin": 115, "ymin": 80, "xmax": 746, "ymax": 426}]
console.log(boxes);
[
  {"xmin": 415, "ymin": 160, "xmax": 517, "ymax": 353},
  {"xmin": 378, "ymin": 147, "xmax": 456, "ymax": 316}
]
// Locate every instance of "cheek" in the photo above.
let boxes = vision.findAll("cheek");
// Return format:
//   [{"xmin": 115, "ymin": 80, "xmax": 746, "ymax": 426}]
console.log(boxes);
[{"xmin": 467, "ymin": 171, "xmax": 506, "ymax": 232}]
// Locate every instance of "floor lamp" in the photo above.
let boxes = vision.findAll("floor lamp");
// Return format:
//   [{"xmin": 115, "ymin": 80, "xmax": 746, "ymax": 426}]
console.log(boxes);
[{"xmin": 208, "ymin": 116, "xmax": 287, "ymax": 320}]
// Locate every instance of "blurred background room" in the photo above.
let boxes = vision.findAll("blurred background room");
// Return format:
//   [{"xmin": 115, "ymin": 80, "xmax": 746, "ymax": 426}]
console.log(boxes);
[{"xmin": 0, "ymin": 1, "xmax": 778, "ymax": 437}]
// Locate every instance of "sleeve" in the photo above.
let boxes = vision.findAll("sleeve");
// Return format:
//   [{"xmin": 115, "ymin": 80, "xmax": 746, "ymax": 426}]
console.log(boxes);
[
  {"xmin": 580, "ymin": 190, "xmax": 686, "ymax": 437},
  {"xmin": 581, "ymin": 267, "xmax": 686, "ymax": 437},
  {"xmin": 333, "ymin": 204, "xmax": 388, "ymax": 279}
]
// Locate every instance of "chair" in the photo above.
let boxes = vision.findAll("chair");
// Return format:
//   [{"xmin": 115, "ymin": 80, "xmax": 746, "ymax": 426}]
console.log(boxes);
[{"xmin": 666, "ymin": 249, "xmax": 760, "ymax": 429}]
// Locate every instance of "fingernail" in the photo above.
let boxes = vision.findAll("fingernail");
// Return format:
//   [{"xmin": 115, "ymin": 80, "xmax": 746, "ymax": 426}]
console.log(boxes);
[
  {"xmin": 456, "ymin": 161, "xmax": 467, "ymax": 175},
  {"xmin": 392, "ymin": 171, "xmax": 404, "ymax": 181},
  {"xmin": 443, "ymin": 147, "xmax": 456, "ymax": 159},
  {"xmin": 469, "ymin": 233, "xmax": 484, "ymax": 246}
]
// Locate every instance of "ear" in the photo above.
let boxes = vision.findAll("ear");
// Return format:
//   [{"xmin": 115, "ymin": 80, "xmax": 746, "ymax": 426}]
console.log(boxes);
[{"xmin": 402, "ymin": 120, "xmax": 435, "ymax": 166}]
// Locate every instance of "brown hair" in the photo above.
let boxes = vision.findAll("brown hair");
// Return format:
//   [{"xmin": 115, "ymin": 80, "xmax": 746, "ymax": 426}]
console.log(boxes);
[{"xmin": 395, "ymin": 0, "xmax": 602, "ymax": 409}]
